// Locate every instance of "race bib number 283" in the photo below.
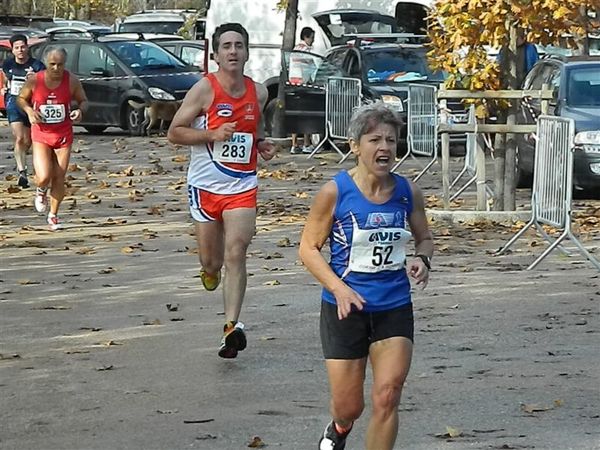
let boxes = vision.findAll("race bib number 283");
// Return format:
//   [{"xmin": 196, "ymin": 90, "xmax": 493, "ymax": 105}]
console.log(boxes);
[{"xmin": 213, "ymin": 132, "xmax": 253, "ymax": 164}]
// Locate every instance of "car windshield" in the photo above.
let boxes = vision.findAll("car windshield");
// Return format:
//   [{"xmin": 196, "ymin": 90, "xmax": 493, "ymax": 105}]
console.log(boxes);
[
  {"xmin": 120, "ymin": 22, "xmax": 183, "ymax": 34},
  {"xmin": 567, "ymin": 67, "xmax": 600, "ymax": 107},
  {"xmin": 105, "ymin": 41, "xmax": 187, "ymax": 72},
  {"xmin": 284, "ymin": 50, "xmax": 346, "ymax": 87},
  {"xmin": 363, "ymin": 49, "xmax": 445, "ymax": 83}
]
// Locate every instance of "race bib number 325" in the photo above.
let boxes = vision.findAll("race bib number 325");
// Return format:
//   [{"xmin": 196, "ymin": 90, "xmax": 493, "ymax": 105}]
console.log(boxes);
[
  {"xmin": 39, "ymin": 104, "xmax": 66, "ymax": 124},
  {"xmin": 213, "ymin": 132, "xmax": 253, "ymax": 164}
]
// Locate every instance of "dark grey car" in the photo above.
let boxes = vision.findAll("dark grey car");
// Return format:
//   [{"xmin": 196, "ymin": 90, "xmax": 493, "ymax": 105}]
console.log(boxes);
[
  {"xmin": 31, "ymin": 34, "xmax": 201, "ymax": 135},
  {"xmin": 517, "ymin": 56, "xmax": 600, "ymax": 192}
]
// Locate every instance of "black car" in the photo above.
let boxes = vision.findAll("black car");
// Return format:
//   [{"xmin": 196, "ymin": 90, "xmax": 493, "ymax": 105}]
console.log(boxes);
[
  {"xmin": 516, "ymin": 56, "xmax": 600, "ymax": 192},
  {"xmin": 31, "ymin": 33, "xmax": 201, "ymax": 135},
  {"xmin": 154, "ymin": 39, "xmax": 206, "ymax": 72},
  {"xmin": 324, "ymin": 39, "xmax": 465, "ymax": 148},
  {"xmin": 264, "ymin": 50, "xmax": 347, "ymax": 137}
]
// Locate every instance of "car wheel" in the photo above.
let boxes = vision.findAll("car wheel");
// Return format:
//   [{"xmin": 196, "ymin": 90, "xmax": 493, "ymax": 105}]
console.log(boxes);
[
  {"xmin": 84, "ymin": 126, "xmax": 107, "ymax": 134},
  {"xmin": 515, "ymin": 145, "xmax": 532, "ymax": 188},
  {"xmin": 126, "ymin": 102, "xmax": 144, "ymax": 136}
]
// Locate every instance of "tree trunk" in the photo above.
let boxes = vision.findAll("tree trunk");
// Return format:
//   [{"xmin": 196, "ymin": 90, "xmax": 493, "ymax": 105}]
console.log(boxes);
[
  {"xmin": 272, "ymin": 0, "xmax": 298, "ymax": 138},
  {"xmin": 502, "ymin": 23, "xmax": 519, "ymax": 211},
  {"xmin": 0, "ymin": 0, "xmax": 10, "ymax": 15}
]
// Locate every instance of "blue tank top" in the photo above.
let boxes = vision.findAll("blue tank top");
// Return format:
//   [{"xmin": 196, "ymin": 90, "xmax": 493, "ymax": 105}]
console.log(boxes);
[
  {"xmin": 322, "ymin": 171, "xmax": 414, "ymax": 312},
  {"xmin": 2, "ymin": 57, "xmax": 45, "ymax": 106}
]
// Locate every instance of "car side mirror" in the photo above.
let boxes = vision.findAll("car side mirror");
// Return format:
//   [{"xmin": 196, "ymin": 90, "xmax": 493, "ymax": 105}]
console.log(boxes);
[{"xmin": 90, "ymin": 68, "xmax": 110, "ymax": 77}]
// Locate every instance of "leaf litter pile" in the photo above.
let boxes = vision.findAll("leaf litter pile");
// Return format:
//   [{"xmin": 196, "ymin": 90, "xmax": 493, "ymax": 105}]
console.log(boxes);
[{"xmin": 0, "ymin": 134, "xmax": 598, "ymax": 448}]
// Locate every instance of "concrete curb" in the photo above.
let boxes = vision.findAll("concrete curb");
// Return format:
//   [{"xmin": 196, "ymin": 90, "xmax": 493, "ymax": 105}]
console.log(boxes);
[{"xmin": 426, "ymin": 209, "xmax": 530, "ymax": 224}]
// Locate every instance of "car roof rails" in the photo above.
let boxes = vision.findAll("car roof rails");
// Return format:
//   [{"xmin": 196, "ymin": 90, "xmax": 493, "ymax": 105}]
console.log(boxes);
[
  {"xmin": 47, "ymin": 27, "xmax": 99, "ymax": 40},
  {"xmin": 343, "ymin": 33, "xmax": 428, "ymax": 47}
]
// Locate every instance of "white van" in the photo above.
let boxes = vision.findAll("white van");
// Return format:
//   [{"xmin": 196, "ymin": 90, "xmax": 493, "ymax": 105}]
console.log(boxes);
[
  {"xmin": 115, "ymin": 10, "xmax": 204, "ymax": 39},
  {"xmin": 204, "ymin": 0, "xmax": 432, "ymax": 99}
]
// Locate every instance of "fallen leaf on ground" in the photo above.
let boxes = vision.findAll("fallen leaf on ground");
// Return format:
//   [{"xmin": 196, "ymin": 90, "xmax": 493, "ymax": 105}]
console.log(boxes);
[
  {"xmin": 263, "ymin": 280, "xmax": 280, "ymax": 286},
  {"xmin": 521, "ymin": 403, "xmax": 553, "ymax": 414},
  {"xmin": 76, "ymin": 247, "xmax": 96, "ymax": 255},
  {"xmin": 276, "ymin": 237, "xmax": 293, "ymax": 247},
  {"xmin": 248, "ymin": 436, "xmax": 266, "ymax": 448},
  {"xmin": 143, "ymin": 319, "xmax": 161, "ymax": 326},
  {"xmin": 18, "ymin": 279, "xmax": 41, "ymax": 285}
]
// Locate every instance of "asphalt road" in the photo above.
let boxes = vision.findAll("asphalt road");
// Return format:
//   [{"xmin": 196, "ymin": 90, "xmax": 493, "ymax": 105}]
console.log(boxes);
[{"xmin": 1, "ymin": 124, "xmax": 599, "ymax": 450}]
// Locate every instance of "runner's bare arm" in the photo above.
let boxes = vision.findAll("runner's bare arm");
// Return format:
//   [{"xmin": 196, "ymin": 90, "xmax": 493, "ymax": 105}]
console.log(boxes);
[
  {"xmin": 71, "ymin": 75, "xmax": 88, "ymax": 112},
  {"xmin": 16, "ymin": 77, "xmax": 42, "ymax": 124},
  {"xmin": 299, "ymin": 181, "xmax": 366, "ymax": 319},
  {"xmin": 406, "ymin": 181, "xmax": 433, "ymax": 287},
  {"xmin": 70, "ymin": 75, "xmax": 88, "ymax": 122},
  {"xmin": 0, "ymin": 68, "xmax": 6, "ymax": 95},
  {"xmin": 168, "ymin": 78, "xmax": 235, "ymax": 145},
  {"xmin": 255, "ymin": 82, "xmax": 277, "ymax": 160}
]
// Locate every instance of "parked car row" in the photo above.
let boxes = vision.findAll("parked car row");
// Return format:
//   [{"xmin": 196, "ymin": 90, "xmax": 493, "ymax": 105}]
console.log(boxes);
[
  {"xmin": 28, "ymin": 33, "xmax": 202, "ymax": 135},
  {"xmin": 516, "ymin": 55, "xmax": 600, "ymax": 192},
  {"xmin": 269, "ymin": 35, "xmax": 466, "ymax": 151}
]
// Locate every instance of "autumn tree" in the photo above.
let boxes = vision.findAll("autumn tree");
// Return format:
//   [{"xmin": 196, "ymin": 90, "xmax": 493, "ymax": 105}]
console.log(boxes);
[{"xmin": 428, "ymin": 0, "xmax": 599, "ymax": 210}]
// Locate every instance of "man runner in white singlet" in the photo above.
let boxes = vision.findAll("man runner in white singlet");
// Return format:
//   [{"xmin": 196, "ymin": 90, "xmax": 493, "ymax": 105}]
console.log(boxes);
[{"xmin": 168, "ymin": 23, "xmax": 276, "ymax": 358}]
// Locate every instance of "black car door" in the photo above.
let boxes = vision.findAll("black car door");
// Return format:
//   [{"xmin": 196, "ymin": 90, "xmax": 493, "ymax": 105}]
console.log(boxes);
[
  {"xmin": 282, "ymin": 50, "xmax": 346, "ymax": 135},
  {"xmin": 77, "ymin": 43, "xmax": 124, "ymax": 126}
]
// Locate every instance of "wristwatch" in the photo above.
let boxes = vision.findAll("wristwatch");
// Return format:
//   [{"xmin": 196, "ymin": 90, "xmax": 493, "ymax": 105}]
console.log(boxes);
[{"xmin": 415, "ymin": 254, "xmax": 431, "ymax": 270}]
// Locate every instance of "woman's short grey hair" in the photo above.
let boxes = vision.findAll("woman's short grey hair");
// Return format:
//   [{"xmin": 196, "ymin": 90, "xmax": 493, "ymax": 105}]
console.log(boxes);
[
  {"xmin": 347, "ymin": 102, "xmax": 403, "ymax": 142},
  {"xmin": 43, "ymin": 46, "xmax": 68, "ymax": 63}
]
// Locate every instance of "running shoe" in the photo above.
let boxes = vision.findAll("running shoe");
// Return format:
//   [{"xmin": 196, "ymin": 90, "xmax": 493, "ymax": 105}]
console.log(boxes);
[
  {"xmin": 318, "ymin": 421, "xmax": 351, "ymax": 450},
  {"xmin": 218, "ymin": 321, "xmax": 247, "ymax": 359},
  {"xmin": 200, "ymin": 269, "xmax": 221, "ymax": 291},
  {"xmin": 302, "ymin": 145, "xmax": 315, "ymax": 154},
  {"xmin": 17, "ymin": 170, "xmax": 29, "ymax": 188},
  {"xmin": 34, "ymin": 188, "xmax": 48, "ymax": 213},
  {"xmin": 47, "ymin": 214, "xmax": 61, "ymax": 231},
  {"xmin": 290, "ymin": 146, "xmax": 302, "ymax": 154}
]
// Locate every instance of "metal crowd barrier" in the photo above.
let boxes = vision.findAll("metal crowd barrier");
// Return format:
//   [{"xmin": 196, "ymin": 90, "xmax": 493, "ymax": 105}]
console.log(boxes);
[
  {"xmin": 496, "ymin": 116, "xmax": 600, "ymax": 270},
  {"xmin": 449, "ymin": 105, "xmax": 494, "ymax": 206},
  {"xmin": 308, "ymin": 76, "xmax": 362, "ymax": 163},
  {"xmin": 392, "ymin": 84, "xmax": 438, "ymax": 180}
]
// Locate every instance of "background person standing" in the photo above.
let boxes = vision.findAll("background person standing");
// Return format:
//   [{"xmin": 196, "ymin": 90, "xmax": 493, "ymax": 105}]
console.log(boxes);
[
  {"xmin": 290, "ymin": 26, "xmax": 316, "ymax": 154},
  {"xmin": 1, "ymin": 34, "xmax": 45, "ymax": 188}
]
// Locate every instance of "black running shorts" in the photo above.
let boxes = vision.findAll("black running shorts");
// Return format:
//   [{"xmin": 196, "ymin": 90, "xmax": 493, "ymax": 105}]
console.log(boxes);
[{"xmin": 320, "ymin": 301, "xmax": 414, "ymax": 360}]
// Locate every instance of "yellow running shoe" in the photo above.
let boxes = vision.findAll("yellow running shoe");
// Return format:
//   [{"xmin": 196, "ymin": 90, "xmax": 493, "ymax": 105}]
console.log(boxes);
[{"xmin": 200, "ymin": 269, "xmax": 221, "ymax": 291}]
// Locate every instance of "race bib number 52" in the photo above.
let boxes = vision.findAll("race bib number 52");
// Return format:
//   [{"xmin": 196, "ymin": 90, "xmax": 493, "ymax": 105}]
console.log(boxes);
[
  {"xmin": 213, "ymin": 132, "xmax": 253, "ymax": 164},
  {"xmin": 348, "ymin": 227, "xmax": 412, "ymax": 273}
]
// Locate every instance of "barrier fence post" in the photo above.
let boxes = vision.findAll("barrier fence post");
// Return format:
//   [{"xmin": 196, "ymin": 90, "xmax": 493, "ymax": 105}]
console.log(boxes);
[
  {"xmin": 475, "ymin": 132, "xmax": 486, "ymax": 211},
  {"xmin": 495, "ymin": 116, "xmax": 600, "ymax": 270},
  {"xmin": 440, "ymin": 99, "xmax": 450, "ymax": 208},
  {"xmin": 308, "ymin": 76, "xmax": 362, "ymax": 163}
]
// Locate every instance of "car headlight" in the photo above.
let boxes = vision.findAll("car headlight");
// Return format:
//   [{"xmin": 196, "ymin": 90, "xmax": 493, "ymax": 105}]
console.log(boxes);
[
  {"xmin": 574, "ymin": 131, "xmax": 600, "ymax": 145},
  {"xmin": 575, "ymin": 131, "xmax": 600, "ymax": 154},
  {"xmin": 148, "ymin": 87, "xmax": 175, "ymax": 101},
  {"xmin": 381, "ymin": 95, "xmax": 404, "ymax": 112}
]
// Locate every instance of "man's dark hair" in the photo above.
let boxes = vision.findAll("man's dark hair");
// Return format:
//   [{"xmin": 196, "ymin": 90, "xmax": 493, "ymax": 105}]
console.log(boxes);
[
  {"xmin": 9, "ymin": 34, "xmax": 28, "ymax": 47},
  {"xmin": 212, "ymin": 23, "xmax": 249, "ymax": 53},
  {"xmin": 300, "ymin": 27, "xmax": 315, "ymax": 40}
]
